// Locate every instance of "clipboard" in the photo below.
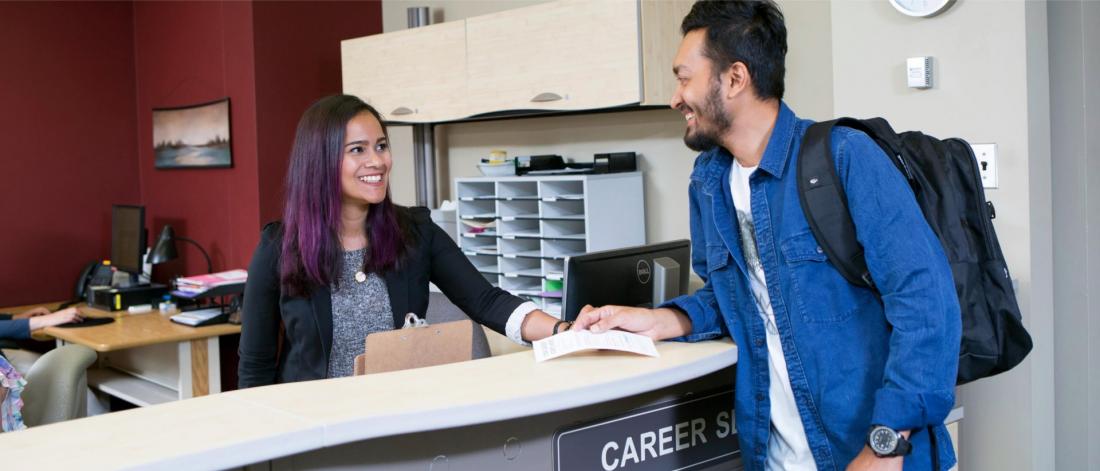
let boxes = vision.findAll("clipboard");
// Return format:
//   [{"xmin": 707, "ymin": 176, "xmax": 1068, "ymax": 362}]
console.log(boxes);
[{"xmin": 353, "ymin": 315, "xmax": 477, "ymax": 375}]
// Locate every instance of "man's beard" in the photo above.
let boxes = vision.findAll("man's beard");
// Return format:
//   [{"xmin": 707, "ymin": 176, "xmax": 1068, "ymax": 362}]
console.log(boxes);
[{"xmin": 682, "ymin": 81, "xmax": 731, "ymax": 152}]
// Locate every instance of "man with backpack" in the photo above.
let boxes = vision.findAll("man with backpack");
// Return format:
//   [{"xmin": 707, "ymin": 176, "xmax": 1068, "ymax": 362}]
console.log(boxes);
[{"xmin": 573, "ymin": 1, "xmax": 962, "ymax": 470}]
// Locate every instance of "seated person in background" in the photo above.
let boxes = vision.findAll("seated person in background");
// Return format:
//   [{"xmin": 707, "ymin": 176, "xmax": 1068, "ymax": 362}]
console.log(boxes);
[
  {"xmin": 0, "ymin": 307, "xmax": 82, "ymax": 342},
  {"xmin": 238, "ymin": 95, "xmax": 564, "ymax": 388},
  {"xmin": 1, "ymin": 354, "xmax": 28, "ymax": 432}
]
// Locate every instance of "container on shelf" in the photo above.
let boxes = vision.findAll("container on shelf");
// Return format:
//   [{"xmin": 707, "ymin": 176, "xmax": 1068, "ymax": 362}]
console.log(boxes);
[{"xmin": 478, "ymin": 151, "xmax": 516, "ymax": 177}]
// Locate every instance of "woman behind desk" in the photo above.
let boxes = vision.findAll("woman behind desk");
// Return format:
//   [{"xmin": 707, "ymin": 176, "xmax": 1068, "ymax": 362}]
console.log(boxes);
[{"xmin": 239, "ymin": 95, "xmax": 563, "ymax": 388}]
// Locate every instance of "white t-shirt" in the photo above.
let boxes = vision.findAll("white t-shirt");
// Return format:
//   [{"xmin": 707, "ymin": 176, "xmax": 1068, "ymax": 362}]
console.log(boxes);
[{"xmin": 730, "ymin": 161, "xmax": 817, "ymax": 471}]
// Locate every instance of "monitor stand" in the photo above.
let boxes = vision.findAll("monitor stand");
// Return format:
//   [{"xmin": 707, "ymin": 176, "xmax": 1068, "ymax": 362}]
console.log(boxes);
[
  {"xmin": 652, "ymin": 257, "xmax": 681, "ymax": 306},
  {"xmin": 112, "ymin": 271, "xmax": 148, "ymax": 289}
]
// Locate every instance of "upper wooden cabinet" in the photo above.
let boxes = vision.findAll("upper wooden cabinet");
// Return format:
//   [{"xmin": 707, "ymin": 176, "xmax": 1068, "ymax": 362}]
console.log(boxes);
[
  {"xmin": 341, "ymin": 21, "xmax": 468, "ymax": 123},
  {"xmin": 465, "ymin": 0, "xmax": 641, "ymax": 115},
  {"xmin": 341, "ymin": 0, "xmax": 692, "ymax": 123}
]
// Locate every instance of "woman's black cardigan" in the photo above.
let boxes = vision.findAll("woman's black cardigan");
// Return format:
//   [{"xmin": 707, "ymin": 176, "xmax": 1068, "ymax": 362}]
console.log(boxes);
[{"xmin": 237, "ymin": 207, "xmax": 523, "ymax": 388}]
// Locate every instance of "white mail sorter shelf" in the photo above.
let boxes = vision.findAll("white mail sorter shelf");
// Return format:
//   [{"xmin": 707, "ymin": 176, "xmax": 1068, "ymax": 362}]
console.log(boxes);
[{"xmin": 455, "ymin": 172, "xmax": 645, "ymax": 317}]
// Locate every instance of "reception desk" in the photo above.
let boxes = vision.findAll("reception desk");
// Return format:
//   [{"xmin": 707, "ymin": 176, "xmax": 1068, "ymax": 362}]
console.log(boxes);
[{"xmin": 1, "ymin": 339, "xmax": 739, "ymax": 470}]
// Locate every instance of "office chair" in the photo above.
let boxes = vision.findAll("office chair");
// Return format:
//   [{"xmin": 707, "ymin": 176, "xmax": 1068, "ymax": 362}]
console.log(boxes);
[
  {"xmin": 20, "ymin": 344, "xmax": 97, "ymax": 426},
  {"xmin": 425, "ymin": 292, "xmax": 528, "ymax": 357},
  {"xmin": 425, "ymin": 292, "xmax": 494, "ymax": 359}
]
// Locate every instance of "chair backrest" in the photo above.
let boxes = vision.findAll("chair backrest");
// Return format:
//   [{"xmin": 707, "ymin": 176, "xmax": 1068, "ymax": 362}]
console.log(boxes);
[
  {"xmin": 425, "ymin": 291, "xmax": 492, "ymax": 359},
  {"xmin": 21, "ymin": 344, "xmax": 97, "ymax": 427}
]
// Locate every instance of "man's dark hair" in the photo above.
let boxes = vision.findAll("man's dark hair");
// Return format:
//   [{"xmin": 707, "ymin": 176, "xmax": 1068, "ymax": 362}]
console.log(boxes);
[{"xmin": 681, "ymin": 0, "xmax": 787, "ymax": 101}]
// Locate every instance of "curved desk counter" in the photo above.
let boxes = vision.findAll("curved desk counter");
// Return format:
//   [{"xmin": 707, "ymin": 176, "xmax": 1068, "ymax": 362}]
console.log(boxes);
[{"xmin": 2, "ymin": 339, "xmax": 738, "ymax": 470}]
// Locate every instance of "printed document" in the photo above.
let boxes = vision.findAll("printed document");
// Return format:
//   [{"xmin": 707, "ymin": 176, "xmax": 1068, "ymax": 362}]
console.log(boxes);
[{"xmin": 533, "ymin": 329, "xmax": 660, "ymax": 362}]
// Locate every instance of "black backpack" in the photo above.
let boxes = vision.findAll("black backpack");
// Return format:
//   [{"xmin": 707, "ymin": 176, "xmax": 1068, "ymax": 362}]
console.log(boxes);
[{"xmin": 796, "ymin": 117, "xmax": 1033, "ymax": 385}]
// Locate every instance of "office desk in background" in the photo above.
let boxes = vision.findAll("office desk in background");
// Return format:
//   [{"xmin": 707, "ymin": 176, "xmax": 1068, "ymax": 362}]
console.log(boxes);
[{"xmin": 7, "ymin": 301, "xmax": 240, "ymax": 406}]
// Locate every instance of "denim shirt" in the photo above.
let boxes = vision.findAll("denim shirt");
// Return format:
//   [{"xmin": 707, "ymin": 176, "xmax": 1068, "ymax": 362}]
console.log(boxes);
[{"xmin": 663, "ymin": 103, "xmax": 961, "ymax": 470}]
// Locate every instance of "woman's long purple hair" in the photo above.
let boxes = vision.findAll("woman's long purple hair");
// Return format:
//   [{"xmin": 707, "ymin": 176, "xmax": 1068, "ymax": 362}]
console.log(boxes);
[{"xmin": 280, "ymin": 95, "xmax": 410, "ymax": 296}]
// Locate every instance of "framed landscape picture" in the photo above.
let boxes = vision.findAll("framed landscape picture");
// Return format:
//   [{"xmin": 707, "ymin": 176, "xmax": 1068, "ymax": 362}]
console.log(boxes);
[{"xmin": 153, "ymin": 98, "xmax": 232, "ymax": 169}]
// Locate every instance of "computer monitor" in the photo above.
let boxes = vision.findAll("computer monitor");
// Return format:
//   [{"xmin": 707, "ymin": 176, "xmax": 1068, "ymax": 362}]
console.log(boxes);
[
  {"xmin": 561, "ymin": 240, "xmax": 691, "ymax": 321},
  {"xmin": 111, "ymin": 205, "xmax": 146, "ymax": 279}
]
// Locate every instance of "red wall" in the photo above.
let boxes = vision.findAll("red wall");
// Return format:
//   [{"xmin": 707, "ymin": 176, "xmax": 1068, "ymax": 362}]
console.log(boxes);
[
  {"xmin": 132, "ymin": 1, "xmax": 382, "ymax": 280},
  {"xmin": 252, "ymin": 1, "xmax": 383, "ymax": 225},
  {"xmin": 0, "ymin": 1, "xmax": 383, "ymax": 305},
  {"xmin": 132, "ymin": 2, "xmax": 261, "ymax": 280},
  {"xmin": 0, "ymin": 2, "xmax": 139, "ymax": 306}
]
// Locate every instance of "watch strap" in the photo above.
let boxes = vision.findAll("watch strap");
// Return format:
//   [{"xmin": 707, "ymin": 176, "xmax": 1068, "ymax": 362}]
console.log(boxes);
[
  {"xmin": 552, "ymin": 320, "xmax": 573, "ymax": 335},
  {"xmin": 895, "ymin": 434, "xmax": 912, "ymax": 456}
]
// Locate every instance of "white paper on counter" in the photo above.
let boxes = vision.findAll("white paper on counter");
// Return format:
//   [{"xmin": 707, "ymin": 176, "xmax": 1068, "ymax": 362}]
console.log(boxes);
[{"xmin": 533, "ymin": 329, "xmax": 660, "ymax": 362}]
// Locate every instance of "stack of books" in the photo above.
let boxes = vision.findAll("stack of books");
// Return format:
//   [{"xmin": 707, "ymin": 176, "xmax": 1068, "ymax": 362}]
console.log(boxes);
[{"xmin": 174, "ymin": 269, "xmax": 248, "ymax": 297}]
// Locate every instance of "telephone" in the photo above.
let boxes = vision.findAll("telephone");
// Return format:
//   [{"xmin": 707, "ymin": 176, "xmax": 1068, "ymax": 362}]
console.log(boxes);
[{"xmin": 71, "ymin": 261, "xmax": 114, "ymax": 306}]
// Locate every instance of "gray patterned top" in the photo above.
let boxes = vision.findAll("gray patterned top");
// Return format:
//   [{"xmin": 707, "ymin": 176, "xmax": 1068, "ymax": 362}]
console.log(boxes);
[{"xmin": 327, "ymin": 248, "xmax": 394, "ymax": 378}]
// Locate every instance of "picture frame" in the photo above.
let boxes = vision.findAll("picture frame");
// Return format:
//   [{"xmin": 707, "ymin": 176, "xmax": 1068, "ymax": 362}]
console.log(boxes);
[{"xmin": 153, "ymin": 97, "xmax": 232, "ymax": 169}]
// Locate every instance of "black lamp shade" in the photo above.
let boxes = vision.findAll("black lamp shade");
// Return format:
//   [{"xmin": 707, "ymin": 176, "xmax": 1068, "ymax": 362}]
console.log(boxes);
[{"xmin": 147, "ymin": 225, "xmax": 178, "ymax": 265}]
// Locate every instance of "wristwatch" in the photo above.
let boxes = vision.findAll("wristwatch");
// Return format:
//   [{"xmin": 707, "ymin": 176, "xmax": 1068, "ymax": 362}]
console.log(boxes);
[{"xmin": 867, "ymin": 425, "xmax": 912, "ymax": 457}]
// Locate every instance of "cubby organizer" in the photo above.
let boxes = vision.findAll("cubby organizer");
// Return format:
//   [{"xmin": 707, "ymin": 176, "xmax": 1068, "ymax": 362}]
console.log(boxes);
[{"xmin": 455, "ymin": 172, "xmax": 645, "ymax": 317}]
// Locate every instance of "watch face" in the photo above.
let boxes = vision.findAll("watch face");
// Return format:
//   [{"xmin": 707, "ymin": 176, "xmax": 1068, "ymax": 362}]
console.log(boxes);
[{"xmin": 870, "ymin": 427, "xmax": 898, "ymax": 454}]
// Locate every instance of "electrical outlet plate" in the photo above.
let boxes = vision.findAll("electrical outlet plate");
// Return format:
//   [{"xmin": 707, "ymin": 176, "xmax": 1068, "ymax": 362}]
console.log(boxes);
[{"xmin": 971, "ymin": 143, "xmax": 998, "ymax": 188}]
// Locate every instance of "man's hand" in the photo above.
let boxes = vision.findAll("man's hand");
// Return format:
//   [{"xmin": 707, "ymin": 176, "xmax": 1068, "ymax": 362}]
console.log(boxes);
[
  {"xmin": 845, "ymin": 446, "xmax": 902, "ymax": 471},
  {"xmin": 27, "ymin": 307, "xmax": 82, "ymax": 331},
  {"xmin": 14, "ymin": 307, "xmax": 51, "ymax": 319},
  {"xmin": 572, "ymin": 305, "xmax": 692, "ymax": 340}
]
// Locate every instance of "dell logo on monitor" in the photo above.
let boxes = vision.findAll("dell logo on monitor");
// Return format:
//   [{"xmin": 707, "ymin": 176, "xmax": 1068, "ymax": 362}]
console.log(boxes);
[{"xmin": 636, "ymin": 260, "xmax": 651, "ymax": 284}]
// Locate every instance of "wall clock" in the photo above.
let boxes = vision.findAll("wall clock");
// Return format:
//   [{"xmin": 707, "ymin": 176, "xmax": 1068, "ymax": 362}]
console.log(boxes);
[{"xmin": 888, "ymin": 0, "xmax": 957, "ymax": 17}]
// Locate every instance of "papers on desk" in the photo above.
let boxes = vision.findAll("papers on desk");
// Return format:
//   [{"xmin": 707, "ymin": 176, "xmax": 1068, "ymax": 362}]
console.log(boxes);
[
  {"xmin": 533, "ymin": 329, "xmax": 660, "ymax": 362},
  {"xmin": 175, "ymin": 269, "xmax": 247, "ymax": 295},
  {"xmin": 170, "ymin": 308, "xmax": 225, "ymax": 327}
]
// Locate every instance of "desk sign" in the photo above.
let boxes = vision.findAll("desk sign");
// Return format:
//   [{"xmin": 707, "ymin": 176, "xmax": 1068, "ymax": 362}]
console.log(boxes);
[{"xmin": 554, "ymin": 388, "xmax": 739, "ymax": 471}]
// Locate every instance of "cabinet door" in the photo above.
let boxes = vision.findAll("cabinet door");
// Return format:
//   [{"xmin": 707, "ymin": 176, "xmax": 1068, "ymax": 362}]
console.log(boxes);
[
  {"xmin": 341, "ymin": 21, "xmax": 467, "ymax": 123},
  {"xmin": 465, "ymin": 0, "xmax": 641, "ymax": 115}
]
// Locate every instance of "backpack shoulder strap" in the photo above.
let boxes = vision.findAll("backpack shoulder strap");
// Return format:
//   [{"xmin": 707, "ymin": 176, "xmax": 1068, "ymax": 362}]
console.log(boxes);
[
  {"xmin": 858, "ymin": 117, "xmax": 917, "ymax": 185},
  {"xmin": 797, "ymin": 119, "xmax": 875, "ymax": 288}
]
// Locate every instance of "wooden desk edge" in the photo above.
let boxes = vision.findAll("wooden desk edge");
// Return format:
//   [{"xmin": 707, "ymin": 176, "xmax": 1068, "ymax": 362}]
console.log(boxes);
[
  {"xmin": 42, "ymin": 322, "xmax": 241, "ymax": 352},
  {"xmin": 27, "ymin": 304, "xmax": 242, "ymax": 352}
]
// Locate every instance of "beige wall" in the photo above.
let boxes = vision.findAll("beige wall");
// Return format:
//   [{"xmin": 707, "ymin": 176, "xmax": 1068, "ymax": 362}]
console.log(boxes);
[
  {"xmin": 382, "ymin": 0, "xmax": 547, "ymax": 33},
  {"xmin": 437, "ymin": 109, "xmax": 693, "ymax": 245},
  {"xmin": 386, "ymin": 121, "xmax": 418, "ymax": 207},
  {"xmin": 1050, "ymin": 1, "xmax": 1100, "ymax": 470},
  {"xmin": 830, "ymin": 1, "xmax": 1054, "ymax": 469},
  {"xmin": 784, "ymin": 0, "xmax": 833, "ymax": 121}
]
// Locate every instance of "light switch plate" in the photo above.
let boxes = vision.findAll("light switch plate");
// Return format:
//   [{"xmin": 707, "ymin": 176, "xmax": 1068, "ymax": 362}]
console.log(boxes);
[{"xmin": 971, "ymin": 143, "xmax": 998, "ymax": 188}]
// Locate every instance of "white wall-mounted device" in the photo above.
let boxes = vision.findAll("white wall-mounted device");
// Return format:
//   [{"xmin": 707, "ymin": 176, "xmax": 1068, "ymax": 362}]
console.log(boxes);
[{"xmin": 907, "ymin": 56, "xmax": 933, "ymax": 89}]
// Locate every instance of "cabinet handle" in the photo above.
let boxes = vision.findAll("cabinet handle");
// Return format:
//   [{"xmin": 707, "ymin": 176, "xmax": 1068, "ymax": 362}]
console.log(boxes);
[
  {"xmin": 530, "ymin": 92, "xmax": 564, "ymax": 103},
  {"xmin": 391, "ymin": 106, "xmax": 415, "ymax": 116}
]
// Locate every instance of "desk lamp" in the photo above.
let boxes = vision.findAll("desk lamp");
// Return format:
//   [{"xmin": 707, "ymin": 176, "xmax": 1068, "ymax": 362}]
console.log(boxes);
[{"xmin": 147, "ymin": 225, "xmax": 213, "ymax": 274}]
